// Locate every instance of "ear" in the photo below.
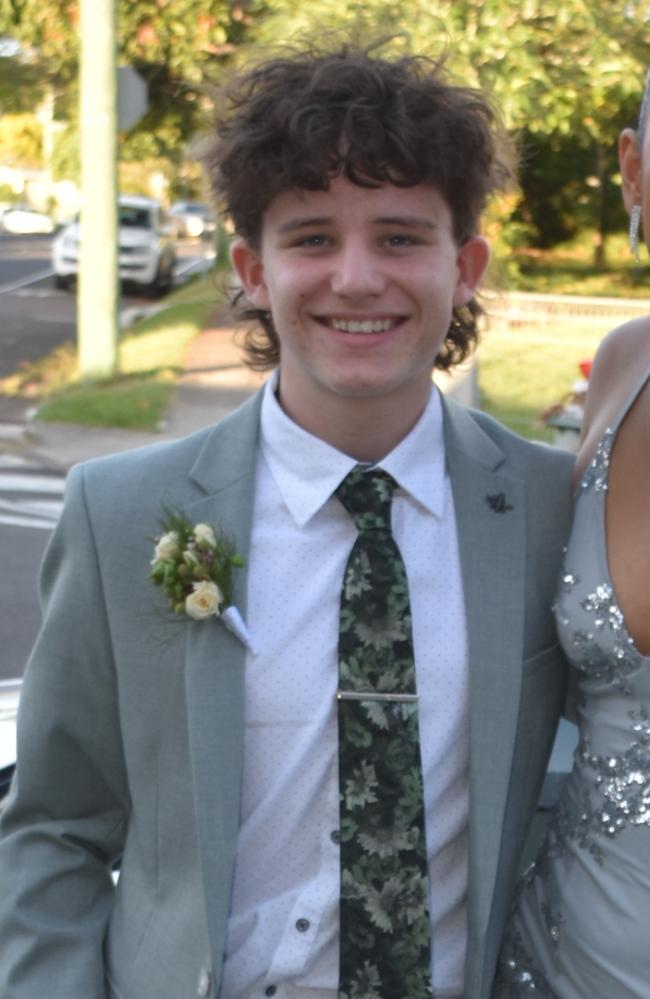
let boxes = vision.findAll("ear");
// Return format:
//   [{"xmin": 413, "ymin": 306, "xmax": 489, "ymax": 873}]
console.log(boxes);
[
  {"xmin": 619, "ymin": 127, "xmax": 642, "ymax": 215},
  {"xmin": 230, "ymin": 237, "xmax": 271, "ymax": 309},
  {"xmin": 452, "ymin": 235, "xmax": 491, "ymax": 308}
]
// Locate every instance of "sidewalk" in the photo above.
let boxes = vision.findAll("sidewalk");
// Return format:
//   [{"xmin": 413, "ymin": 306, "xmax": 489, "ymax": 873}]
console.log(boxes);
[{"xmin": 0, "ymin": 322, "xmax": 477, "ymax": 473}]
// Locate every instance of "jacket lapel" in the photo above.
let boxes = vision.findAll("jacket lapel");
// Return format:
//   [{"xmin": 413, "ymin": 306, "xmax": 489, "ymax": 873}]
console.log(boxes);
[
  {"xmin": 442, "ymin": 398, "xmax": 526, "ymax": 984},
  {"xmin": 181, "ymin": 392, "xmax": 262, "ymax": 988}
]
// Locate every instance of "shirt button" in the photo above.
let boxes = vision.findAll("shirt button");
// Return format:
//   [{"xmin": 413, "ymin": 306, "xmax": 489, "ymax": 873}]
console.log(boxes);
[
  {"xmin": 295, "ymin": 917, "xmax": 310, "ymax": 932},
  {"xmin": 265, "ymin": 988, "xmax": 277, "ymax": 997},
  {"xmin": 197, "ymin": 968, "xmax": 212, "ymax": 997},
  {"xmin": 331, "ymin": 829, "xmax": 341, "ymax": 845}
]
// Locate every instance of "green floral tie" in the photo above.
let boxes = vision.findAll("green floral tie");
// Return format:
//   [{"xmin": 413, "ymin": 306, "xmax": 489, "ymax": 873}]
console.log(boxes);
[{"xmin": 335, "ymin": 467, "xmax": 433, "ymax": 999}]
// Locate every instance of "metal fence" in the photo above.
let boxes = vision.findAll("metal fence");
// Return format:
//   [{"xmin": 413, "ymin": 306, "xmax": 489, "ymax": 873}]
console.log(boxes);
[{"xmin": 483, "ymin": 290, "xmax": 650, "ymax": 343}]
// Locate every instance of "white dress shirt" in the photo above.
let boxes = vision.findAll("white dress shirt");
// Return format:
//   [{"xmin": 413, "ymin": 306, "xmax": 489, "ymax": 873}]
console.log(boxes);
[{"xmin": 220, "ymin": 375, "xmax": 468, "ymax": 999}]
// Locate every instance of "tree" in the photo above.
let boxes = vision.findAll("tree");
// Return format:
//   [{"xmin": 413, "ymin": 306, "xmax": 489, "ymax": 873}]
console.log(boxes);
[
  {"xmin": 51, "ymin": 121, "xmax": 79, "ymax": 182},
  {"xmin": 0, "ymin": 0, "xmax": 270, "ymax": 180},
  {"xmin": 0, "ymin": 54, "xmax": 45, "ymax": 112},
  {"xmin": 0, "ymin": 1, "xmax": 264, "ymax": 79},
  {"xmin": 0, "ymin": 112, "xmax": 42, "ymax": 167}
]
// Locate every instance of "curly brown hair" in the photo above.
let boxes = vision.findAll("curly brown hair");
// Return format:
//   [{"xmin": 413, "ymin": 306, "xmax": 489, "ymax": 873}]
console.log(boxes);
[{"xmin": 203, "ymin": 42, "xmax": 514, "ymax": 371}]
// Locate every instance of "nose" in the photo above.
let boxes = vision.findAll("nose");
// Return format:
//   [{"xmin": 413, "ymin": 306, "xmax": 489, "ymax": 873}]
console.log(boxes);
[{"xmin": 330, "ymin": 243, "xmax": 386, "ymax": 298}]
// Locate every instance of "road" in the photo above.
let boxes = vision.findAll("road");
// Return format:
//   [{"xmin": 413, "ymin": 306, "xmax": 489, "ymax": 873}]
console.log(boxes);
[
  {"xmin": 0, "ymin": 234, "xmax": 73, "ymax": 379},
  {"xmin": 0, "ymin": 231, "xmax": 214, "ymax": 378},
  {"xmin": 0, "ymin": 452, "xmax": 64, "ymax": 680}
]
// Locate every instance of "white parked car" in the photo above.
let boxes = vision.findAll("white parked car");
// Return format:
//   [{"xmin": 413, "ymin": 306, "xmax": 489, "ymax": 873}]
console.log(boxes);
[
  {"xmin": 169, "ymin": 201, "xmax": 217, "ymax": 239},
  {"xmin": 1, "ymin": 206, "xmax": 55, "ymax": 235},
  {"xmin": 51, "ymin": 196, "xmax": 176, "ymax": 296},
  {"xmin": 0, "ymin": 679, "xmax": 20, "ymax": 810}
]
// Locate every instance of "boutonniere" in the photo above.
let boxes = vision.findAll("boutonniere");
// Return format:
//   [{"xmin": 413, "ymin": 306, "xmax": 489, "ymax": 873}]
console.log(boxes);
[{"xmin": 150, "ymin": 510, "xmax": 256, "ymax": 652}]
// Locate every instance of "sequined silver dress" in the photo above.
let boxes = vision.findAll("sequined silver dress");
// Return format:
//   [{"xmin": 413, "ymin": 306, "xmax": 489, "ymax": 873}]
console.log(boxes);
[{"xmin": 496, "ymin": 387, "xmax": 650, "ymax": 998}]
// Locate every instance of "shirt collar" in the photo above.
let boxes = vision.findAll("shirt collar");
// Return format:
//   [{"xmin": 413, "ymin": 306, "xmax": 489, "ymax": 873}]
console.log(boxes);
[{"xmin": 260, "ymin": 371, "xmax": 447, "ymax": 527}]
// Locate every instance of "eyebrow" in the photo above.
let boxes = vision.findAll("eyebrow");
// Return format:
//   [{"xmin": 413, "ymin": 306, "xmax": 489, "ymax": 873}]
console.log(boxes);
[
  {"xmin": 275, "ymin": 214, "xmax": 439, "ymax": 234},
  {"xmin": 275, "ymin": 217, "xmax": 332, "ymax": 234},
  {"xmin": 373, "ymin": 215, "xmax": 438, "ymax": 230}
]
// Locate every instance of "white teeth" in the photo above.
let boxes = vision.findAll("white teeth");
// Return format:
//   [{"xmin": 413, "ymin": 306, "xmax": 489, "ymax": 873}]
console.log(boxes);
[{"xmin": 330, "ymin": 318, "xmax": 394, "ymax": 333}]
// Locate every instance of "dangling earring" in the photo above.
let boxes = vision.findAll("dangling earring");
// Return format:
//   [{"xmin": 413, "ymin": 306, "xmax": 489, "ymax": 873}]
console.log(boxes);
[{"xmin": 629, "ymin": 203, "xmax": 642, "ymax": 259}]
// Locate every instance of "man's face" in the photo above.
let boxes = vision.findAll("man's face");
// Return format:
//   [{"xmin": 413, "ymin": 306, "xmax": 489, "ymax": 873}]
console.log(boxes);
[{"xmin": 232, "ymin": 175, "xmax": 488, "ymax": 438}]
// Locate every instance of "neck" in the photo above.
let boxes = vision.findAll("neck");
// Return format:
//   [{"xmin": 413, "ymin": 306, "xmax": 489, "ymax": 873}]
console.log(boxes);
[{"xmin": 276, "ymin": 382, "xmax": 433, "ymax": 462}]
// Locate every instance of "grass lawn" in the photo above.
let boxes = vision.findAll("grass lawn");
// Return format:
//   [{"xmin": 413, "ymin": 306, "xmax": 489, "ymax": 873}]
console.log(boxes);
[
  {"xmin": 477, "ymin": 324, "xmax": 603, "ymax": 443},
  {"xmin": 36, "ymin": 375, "xmax": 177, "ymax": 430}
]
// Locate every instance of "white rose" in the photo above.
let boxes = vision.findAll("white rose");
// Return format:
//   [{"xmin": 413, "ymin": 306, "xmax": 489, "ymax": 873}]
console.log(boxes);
[
  {"xmin": 185, "ymin": 580, "xmax": 223, "ymax": 620},
  {"xmin": 194, "ymin": 523, "xmax": 217, "ymax": 548},
  {"xmin": 154, "ymin": 530, "xmax": 180, "ymax": 562}
]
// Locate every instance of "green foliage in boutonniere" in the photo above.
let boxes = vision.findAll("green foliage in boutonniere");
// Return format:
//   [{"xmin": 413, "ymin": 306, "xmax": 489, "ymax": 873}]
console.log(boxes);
[{"xmin": 150, "ymin": 509, "xmax": 244, "ymax": 620}]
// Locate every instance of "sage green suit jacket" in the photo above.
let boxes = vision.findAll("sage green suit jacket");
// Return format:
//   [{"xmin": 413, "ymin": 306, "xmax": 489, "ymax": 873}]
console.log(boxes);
[{"xmin": 0, "ymin": 390, "xmax": 573, "ymax": 999}]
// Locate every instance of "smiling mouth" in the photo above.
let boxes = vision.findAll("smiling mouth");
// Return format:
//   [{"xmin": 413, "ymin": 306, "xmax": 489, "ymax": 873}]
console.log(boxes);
[{"xmin": 326, "ymin": 317, "xmax": 400, "ymax": 334}]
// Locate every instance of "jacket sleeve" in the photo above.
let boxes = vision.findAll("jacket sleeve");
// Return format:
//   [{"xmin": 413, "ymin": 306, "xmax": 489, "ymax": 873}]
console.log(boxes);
[{"xmin": 0, "ymin": 463, "xmax": 129, "ymax": 998}]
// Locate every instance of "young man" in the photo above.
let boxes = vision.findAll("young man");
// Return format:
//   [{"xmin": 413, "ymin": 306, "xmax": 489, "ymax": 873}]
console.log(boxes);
[{"xmin": 0, "ymin": 46, "xmax": 573, "ymax": 999}]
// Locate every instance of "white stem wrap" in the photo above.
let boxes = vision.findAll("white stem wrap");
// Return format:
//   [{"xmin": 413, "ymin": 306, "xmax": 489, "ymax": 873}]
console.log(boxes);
[{"xmin": 221, "ymin": 605, "xmax": 258, "ymax": 655}]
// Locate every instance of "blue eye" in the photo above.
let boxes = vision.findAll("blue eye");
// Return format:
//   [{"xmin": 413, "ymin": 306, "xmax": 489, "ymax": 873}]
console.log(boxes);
[
  {"xmin": 297, "ymin": 234, "xmax": 328, "ymax": 247},
  {"xmin": 385, "ymin": 234, "xmax": 416, "ymax": 247}
]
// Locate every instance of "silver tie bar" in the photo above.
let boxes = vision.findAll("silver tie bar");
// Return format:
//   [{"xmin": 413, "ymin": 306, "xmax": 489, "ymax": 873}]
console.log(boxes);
[{"xmin": 337, "ymin": 690, "xmax": 418, "ymax": 704}]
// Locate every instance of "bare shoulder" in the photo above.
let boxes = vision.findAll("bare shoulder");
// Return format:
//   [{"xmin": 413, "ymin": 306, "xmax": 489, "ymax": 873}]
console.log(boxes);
[
  {"xmin": 586, "ymin": 317, "xmax": 650, "ymax": 411},
  {"xmin": 575, "ymin": 315, "xmax": 650, "ymax": 482}
]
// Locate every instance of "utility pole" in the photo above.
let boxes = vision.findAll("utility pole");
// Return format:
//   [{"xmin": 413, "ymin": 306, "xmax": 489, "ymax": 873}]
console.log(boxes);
[{"xmin": 78, "ymin": 0, "xmax": 118, "ymax": 379}]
